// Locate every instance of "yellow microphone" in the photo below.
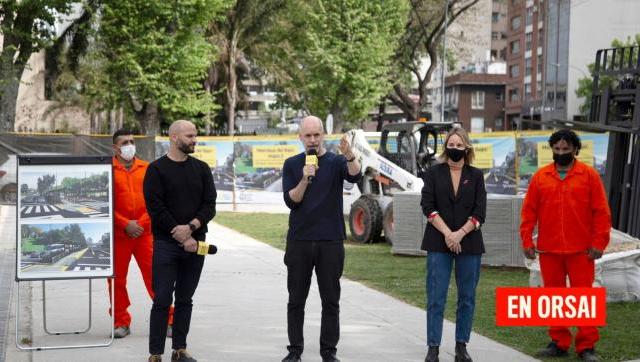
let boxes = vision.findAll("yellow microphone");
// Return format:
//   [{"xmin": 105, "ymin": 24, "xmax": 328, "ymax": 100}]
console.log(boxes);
[
  {"xmin": 196, "ymin": 241, "xmax": 218, "ymax": 256},
  {"xmin": 305, "ymin": 149, "xmax": 318, "ymax": 183}
]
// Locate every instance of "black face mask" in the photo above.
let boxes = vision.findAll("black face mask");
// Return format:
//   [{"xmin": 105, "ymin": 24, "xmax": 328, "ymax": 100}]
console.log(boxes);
[
  {"xmin": 446, "ymin": 147, "xmax": 466, "ymax": 162},
  {"xmin": 553, "ymin": 152, "xmax": 574, "ymax": 166}
]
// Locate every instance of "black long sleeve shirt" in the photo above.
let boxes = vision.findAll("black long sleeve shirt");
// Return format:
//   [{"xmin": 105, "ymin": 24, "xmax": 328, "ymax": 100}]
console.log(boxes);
[
  {"xmin": 143, "ymin": 155, "xmax": 217, "ymax": 242},
  {"xmin": 282, "ymin": 151, "xmax": 361, "ymax": 242}
]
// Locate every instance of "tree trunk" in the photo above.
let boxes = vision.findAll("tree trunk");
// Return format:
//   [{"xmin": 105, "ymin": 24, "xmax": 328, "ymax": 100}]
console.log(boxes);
[
  {"xmin": 226, "ymin": 33, "xmax": 239, "ymax": 136},
  {"xmin": 0, "ymin": 45, "xmax": 23, "ymax": 133},
  {"xmin": 330, "ymin": 104, "xmax": 344, "ymax": 133},
  {"xmin": 0, "ymin": 76, "xmax": 20, "ymax": 132},
  {"xmin": 135, "ymin": 101, "xmax": 159, "ymax": 136}
]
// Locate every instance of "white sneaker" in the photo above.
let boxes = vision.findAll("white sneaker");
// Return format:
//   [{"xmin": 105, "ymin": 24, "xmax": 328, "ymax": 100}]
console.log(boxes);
[{"xmin": 114, "ymin": 326, "xmax": 130, "ymax": 338}]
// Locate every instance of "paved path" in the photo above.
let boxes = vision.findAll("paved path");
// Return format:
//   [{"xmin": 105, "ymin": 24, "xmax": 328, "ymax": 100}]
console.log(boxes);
[{"xmin": 2, "ymin": 218, "xmax": 538, "ymax": 362}]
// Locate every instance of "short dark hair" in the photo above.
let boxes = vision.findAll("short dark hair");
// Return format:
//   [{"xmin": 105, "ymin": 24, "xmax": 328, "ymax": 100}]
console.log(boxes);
[
  {"xmin": 112, "ymin": 129, "xmax": 134, "ymax": 144},
  {"xmin": 548, "ymin": 129, "xmax": 581, "ymax": 155}
]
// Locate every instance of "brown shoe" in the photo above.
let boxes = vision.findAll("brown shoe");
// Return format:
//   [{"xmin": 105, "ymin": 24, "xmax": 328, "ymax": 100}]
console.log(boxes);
[
  {"xmin": 148, "ymin": 355, "xmax": 162, "ymax": 362},
  {"xmin": 171, "ymin": 349, "xmax": 197, "ymax": 362}
]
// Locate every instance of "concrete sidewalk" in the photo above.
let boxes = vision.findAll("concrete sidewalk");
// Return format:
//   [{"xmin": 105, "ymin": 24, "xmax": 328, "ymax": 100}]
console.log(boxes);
[{"xmin": 3, "ymin": 221, "xmax": 538, "ymax": 362}]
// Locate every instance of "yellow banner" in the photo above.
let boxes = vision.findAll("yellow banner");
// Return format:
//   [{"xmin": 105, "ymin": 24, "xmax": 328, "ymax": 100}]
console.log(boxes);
[
  {"xmin": 537, "ymin": 140, "xmax": 593, "ymax": 167},
  {"xmin": 192, "ymin": 146, "xmax": 217, "ymax": 167},
  {"xmin": 252, "ymin": 145, "xmax": 300, "ymax": 169},
  {"xmin": 472, "ymin": 144, "xmax": 494, "ymax": 169}
]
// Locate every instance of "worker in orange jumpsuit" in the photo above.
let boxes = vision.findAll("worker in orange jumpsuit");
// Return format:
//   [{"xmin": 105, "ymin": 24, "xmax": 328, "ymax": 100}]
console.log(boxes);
[
  {"xmin": 520, "ymin": 129, "xmax": 611, "ymax": 362},
  {"xmin": 109, "ymin": 129, "xmax": 173, "ymax": 338}
]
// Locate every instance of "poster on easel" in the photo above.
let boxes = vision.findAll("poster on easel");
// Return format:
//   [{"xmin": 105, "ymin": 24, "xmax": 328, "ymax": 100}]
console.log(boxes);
[{"xmin": 16, "ymin": 155, "xmax": 114, "ymax": 281}]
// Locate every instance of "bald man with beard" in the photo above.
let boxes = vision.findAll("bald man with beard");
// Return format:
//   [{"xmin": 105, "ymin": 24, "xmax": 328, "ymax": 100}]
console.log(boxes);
[{"xmin": 143, "ymin": 120, "xmax": 217, "ymax": 362}]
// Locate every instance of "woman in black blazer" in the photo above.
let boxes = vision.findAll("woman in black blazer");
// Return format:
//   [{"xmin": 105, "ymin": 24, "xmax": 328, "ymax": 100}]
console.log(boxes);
[{"xmin": 421, "ymin": 127, "xmax": 486, "ymax": 362}]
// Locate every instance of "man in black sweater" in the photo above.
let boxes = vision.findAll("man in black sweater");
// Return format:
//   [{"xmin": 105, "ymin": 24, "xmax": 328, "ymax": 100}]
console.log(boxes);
[
  {"xmin": 143, "ymin": 120, "xmax": 216, "ymax": 362},
  {"xmin": 281, "ymin": 116, "xmax": 361, "ymax": 362}
]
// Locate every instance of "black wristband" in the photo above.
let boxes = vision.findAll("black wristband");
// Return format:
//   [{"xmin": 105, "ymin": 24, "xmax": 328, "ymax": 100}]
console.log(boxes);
[
  {"xmin": 346, "ymin": 156, "xmax": 356, "ymax": 162},
  {"xmin": 188, "ymin": 222, "xmax": 197, "ymax": 231}
]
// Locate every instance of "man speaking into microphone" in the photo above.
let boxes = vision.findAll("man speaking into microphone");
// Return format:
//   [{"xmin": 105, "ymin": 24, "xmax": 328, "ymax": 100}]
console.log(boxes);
[
  {"xmin": 143, "ymin": 120, "xmax": 216, "ymax": 362},
  {"xmin": 281, "ymin": 116, "xmax": 361, "ymax": 362}
]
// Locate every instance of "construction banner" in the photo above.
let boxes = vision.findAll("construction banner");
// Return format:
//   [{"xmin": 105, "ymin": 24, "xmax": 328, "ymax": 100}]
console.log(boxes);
[{"xmin": 150, "ymin": 131, "xmax": 609, "ymax": 203}]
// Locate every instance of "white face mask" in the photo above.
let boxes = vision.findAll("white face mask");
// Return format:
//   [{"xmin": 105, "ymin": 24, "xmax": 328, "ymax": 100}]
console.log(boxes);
[{"xmin": 119, "ymin": 144, "xmax": 136, "ymax": 161}]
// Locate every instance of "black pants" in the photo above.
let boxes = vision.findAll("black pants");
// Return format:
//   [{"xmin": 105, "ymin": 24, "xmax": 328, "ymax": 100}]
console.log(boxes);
[
  {"xmin": 149, "ymin": 239, "xmax": 204, "ymax": 355},
  {"xmin": 285, "ymin": 240, "xmax": 345, "ymax": 357}
]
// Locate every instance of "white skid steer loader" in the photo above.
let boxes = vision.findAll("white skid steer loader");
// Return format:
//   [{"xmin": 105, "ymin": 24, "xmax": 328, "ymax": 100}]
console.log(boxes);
[{"xmin": 343, "ymin": 122, "xmax": 453, "ymax": 244}]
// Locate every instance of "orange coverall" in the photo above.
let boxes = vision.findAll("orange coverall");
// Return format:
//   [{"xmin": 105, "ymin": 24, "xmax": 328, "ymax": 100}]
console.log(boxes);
[
  {"xmin": 109, "ymin": 156, "xmax": 173, "ymax": 327},
  {"xmin": 520, "ymin": 160, "xmax": 611, "ymax": 353}
]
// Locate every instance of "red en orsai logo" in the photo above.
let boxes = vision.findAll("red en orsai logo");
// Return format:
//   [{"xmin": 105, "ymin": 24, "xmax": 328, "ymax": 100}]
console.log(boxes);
[{"xmin": 495, "ymin": 287, "xmax": 606, "ymax": 326}]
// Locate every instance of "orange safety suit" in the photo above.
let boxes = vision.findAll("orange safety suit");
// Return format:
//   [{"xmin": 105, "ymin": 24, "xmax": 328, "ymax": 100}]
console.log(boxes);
[
  {"xmin": 520, "ymin": 159, "xmax": 611, "ymax": 353},
  {"xmin": 109, "ymin": 156, "xmax": 173, "ymax": 327}
]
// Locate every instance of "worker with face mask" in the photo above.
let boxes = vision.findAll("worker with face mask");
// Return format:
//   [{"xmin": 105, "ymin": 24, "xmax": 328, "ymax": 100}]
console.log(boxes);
[
  {"xmin": 110, "ymin": 129, "xmax": 173, "ymax": 339},
  {"xmin": 520, "ymin": 129, "xmax": 611, "ymax": 362}
]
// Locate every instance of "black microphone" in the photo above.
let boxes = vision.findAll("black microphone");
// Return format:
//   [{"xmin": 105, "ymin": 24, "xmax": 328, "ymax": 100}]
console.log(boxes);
[
  {"xmin": 306, "ymin": 149, "xmax": 318, "ymax": 183},
  {"xmin": 196, "ymin": 241, "xmax": 218, "ymax": 255}
]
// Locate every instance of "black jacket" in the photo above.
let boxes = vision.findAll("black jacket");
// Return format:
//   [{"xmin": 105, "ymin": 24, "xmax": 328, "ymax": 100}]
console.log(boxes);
[{"xmin": 420, "ymin": 163, "xmax": 486, "ymax": 254}]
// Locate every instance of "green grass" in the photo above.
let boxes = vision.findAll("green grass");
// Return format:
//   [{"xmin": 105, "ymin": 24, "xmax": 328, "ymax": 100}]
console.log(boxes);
[
  {"xmin": 21, "ymin": 238, "xmax": 45, "ymax": 253},
  {"xmin": 215, "ymin": 212, "xmax": 640, "ymax": 362}
]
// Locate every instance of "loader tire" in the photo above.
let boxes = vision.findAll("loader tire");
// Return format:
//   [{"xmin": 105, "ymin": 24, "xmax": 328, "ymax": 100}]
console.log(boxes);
[{"xmin": 349, "ymin": 195, "xmax": 383, "ymax": 243}]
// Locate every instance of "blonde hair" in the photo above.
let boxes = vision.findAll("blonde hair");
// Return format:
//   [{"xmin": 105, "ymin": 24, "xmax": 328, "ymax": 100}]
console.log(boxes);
[{"xmin": 439, "ymin": 127, "xmax": 475, "ymax": 165}]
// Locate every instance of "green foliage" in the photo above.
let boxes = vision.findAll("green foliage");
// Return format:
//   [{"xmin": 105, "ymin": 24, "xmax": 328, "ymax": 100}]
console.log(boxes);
[
  {"xmin": 0, "ymin": 0, "xmax": 73, "ymax": 63},
  {"xmin": 272, "ymin": 0, "xmax": 408, "ymax": 130},
  {"xmin": 575, "ymin": 34, "xmax": 640, "ymax": 117},
  {"xmin": 95, "ymin": 0, "xmax": 228, "ymax": 124},
  {"xmin": 36, "ymin": 174, "xmax": 56, "ymax": 195},
  {"xmin": 0, "ymin": 0, "xmax": 75, "ymax": 131},
  {"xmin": 22, "ymin": 223, "xmax": 88, "ymax": 246}
]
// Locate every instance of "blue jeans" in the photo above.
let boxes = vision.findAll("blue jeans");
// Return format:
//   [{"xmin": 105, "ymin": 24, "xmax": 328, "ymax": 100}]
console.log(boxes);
[{"xmin": 426, "ymin": 252, "xmax": 481, "ymax": 347}]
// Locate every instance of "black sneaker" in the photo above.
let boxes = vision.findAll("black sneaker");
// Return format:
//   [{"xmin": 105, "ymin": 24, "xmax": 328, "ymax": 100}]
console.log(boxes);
[
  {"xmin": 425, "ymin": 346, "xmax": 439, "ymax": 362},
  {"xmin": 282, "ymin": 352, "xmax": 301, "ymax": 362},
  {"xmin": 579, "ymin": 349, "xmax": 599, "ymax": 362},
  {"xmin": 321, "ymin": 353, "xmax": 340, "ymax": 362},
  {"xmin": 455, "ymin": 342, "xmax": 473, "ymax": 362},
  {"xmin": 171, "ymin": 349, "xmax": 196, "ymax": 362},
  {"xmin": 536, "ymin": 341, "xmax": 568, "ymax": 357}
]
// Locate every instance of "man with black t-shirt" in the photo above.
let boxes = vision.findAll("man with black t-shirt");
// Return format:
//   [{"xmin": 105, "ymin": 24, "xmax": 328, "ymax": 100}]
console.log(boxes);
[
  {"xmin": 143, "ymin": 120, "xmax": 216, "ymax": 362},
  {"xmin": 281, "ymin": 116, "xmax": 361, "ymax": 362}
]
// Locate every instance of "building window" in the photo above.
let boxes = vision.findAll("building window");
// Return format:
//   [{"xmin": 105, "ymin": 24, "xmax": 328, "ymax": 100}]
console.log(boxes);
[
  {"xmin": 496, "ymin": 91, "xmax": 504, "ymax": 101},
  {"xmin": 471, "ymin": 117, "xmax": 485, "ymax": 133},
  {"xmin": 525, "ymin": 32, "xmax": 533, "ymax": 51},
  {"xmin": 510, "ymin": 64, "xmax": 520, "ymax": 78},
  {"xmin": 492, "ymin": 32, "xmax": 500, "ymax": 40},
  {"xmin": 524, "ymin": 83, "xmax": 532, "ymax": 99},
  {"xmin": 471, "ymin": 91, "xmax": 485, "ymax": 110},
  {"xmin": 538, "ymin": 54, "xmax": 543, "ymax": 74},
  {"xmin": 492, "ymin": 12, "xmax": 500, "ymax": 23},
  {"xmin": 495, "ymin": 118, "xmax": 504, "ymax": 130},
  {"xmin": 511, "ymin": 40, "xmax": 520, "ymax": 55},
  {"xmin": 537, "ymin": 81, "xmax": 542, "ymax": 96},
  {"xmin": 525, "ymin": 58, "xmax": 532, "ymax": 76},
  {"xmin": 526, "ymin": 7, "xmax": 534, "ymax": 25},
  {"xmin": 511, "ymin": 16, "xmax": 521, "ymax": 30},
  {"xmin": 538, "ymin": 28, "xmax": 544, "ymax": 46},
  {"xmin": 509, "ymin": 88, "xmax": 520, "ymax": 102},
  {"xmin": 500, "ymin": 48, "xmax": 507, "ymax": 60},
  {"xmin": 452, "ymin": 87, "xmax": 458, "ymax": 107}
]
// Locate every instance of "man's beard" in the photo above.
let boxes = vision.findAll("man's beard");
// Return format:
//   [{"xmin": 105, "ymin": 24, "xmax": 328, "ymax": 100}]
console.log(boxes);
[{"xmin": 178, "ymin": 140, "xmax": 195, "ymax": 154}]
